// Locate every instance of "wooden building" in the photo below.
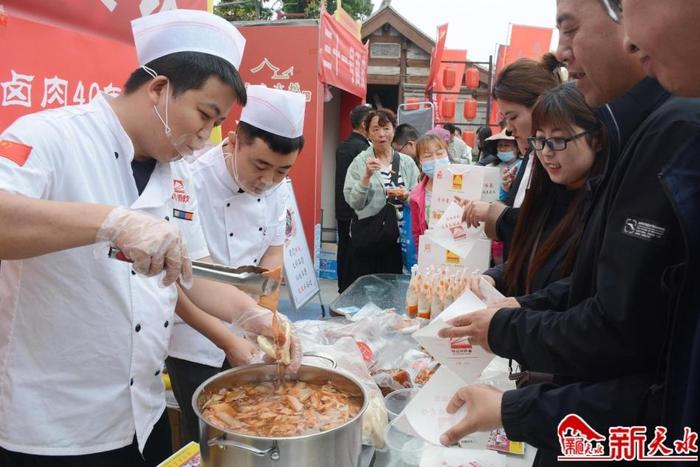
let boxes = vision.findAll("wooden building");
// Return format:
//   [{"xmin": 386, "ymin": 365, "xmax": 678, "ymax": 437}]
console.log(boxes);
[
  {"xmin": 361, "ymin": 4, "xmax": 433, "ymax": 111},
  {"xmin": 361, "ymin": 3, "xmax": 492, "ymax": 128}
]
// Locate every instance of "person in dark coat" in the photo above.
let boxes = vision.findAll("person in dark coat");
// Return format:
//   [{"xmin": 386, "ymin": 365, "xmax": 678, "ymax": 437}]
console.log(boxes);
[
  {"xmin": 437, "ymin": 1, "xmax": 700, "ymax": 464},
  {"xmin": 335, "ymin": 104, "xmax": 371, "ymax": 292}
]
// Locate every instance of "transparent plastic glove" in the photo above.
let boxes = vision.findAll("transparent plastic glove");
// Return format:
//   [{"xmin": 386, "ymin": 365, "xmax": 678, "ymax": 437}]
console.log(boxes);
[
  {"xmin": 221, "ymin": 333, "xmax": 262, "ymax": 367},
  {"xmin": 235, "ymin": 307, "xmax": 302, "ymax": 373},
  {"xmin": 96, "ymin": 206, "xmax": 193, "ymax": 288}
]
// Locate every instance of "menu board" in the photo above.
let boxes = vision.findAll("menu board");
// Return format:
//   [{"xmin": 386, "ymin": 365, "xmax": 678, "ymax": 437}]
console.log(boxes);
[{"xmin": 282, "ymin": 179, "xmax": 320, "ymax": 310}]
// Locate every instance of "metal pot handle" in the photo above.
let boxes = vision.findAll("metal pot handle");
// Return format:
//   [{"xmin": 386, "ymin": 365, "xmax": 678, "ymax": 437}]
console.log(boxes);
[
  {"xmin": 302, "ymin": 351, "xmax": 337, "ymax": 369},
  {"xmin": 208, "ymin": 436, "xmax": 280, "ymax": 461}
]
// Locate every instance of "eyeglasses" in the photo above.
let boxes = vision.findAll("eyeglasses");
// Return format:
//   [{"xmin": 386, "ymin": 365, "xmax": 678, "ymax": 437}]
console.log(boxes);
[
  {"xmin": 528, "ymin": 130, "xmax": 590, "ymax": 152},
  {"xmin": 599, "ymin": 0, "xmax": 622, "ymax": 23}
]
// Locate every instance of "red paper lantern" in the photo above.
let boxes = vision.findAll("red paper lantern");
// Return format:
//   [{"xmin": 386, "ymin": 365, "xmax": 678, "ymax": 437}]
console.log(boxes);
[
  {"xmin": 462, "ymin": 130, "xmax": 476, "ymax": 147},
  {"xmin": 441, "ymin": 98, "xmax": 456, "ymax": 121},
  {"xmin": 463, "ymin": 97, "xmax": 478, "ymax": 121},
  {"xmin": 465, "ymin": 67, "xmax": 480, "ymax": 89},
  {"xmin": 442, "ymin": 67, "xmax": 456, "ymax": 89},
  {"xmin": 405, "ymin": 97, "xmax": 420, "ymax": 111}
]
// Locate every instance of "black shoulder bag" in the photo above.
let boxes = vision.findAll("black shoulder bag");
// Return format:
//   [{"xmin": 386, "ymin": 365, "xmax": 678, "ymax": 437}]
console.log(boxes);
[{"xmin": 350, "ymin": 153, "xmax": 401, "ymax": 256}]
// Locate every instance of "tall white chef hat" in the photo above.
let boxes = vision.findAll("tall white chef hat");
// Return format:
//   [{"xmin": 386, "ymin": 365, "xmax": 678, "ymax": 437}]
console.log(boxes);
[
  {"xmin": 131, "ymin": 9, "xmax": 246, "ymax": 70},
  {"xmin": 240, "ymin": 85, "xmax": 306, "ymax": 138}
]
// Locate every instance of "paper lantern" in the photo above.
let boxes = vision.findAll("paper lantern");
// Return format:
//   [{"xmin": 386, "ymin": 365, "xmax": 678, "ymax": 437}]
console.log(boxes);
[
  {"xmin": 405, "ymin": 97, "xmax": 420, "ymax": 111},
  {"xmin": 462, "ymin": 130, "xmax": 476, "ymax": 147},
  {"xmin": 465, "ymin": 67, "xmax": 480, "ymax": 89},
  {"xmin": 463, "ymin": 97, "xmax": 478, "ymax": 121},
  {"xmin": 441, "ymin": 98, "xmax": 456, "ymax": 121},
  {"xmin": 442, "ymin": 67, "xmax": 456, "ymax": 89}
]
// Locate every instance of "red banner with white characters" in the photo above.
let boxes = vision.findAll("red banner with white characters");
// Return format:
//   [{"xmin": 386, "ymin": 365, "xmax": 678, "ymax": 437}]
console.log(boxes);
[
  {"xmin": 0, "ymin": 0, "xmax": 207, "ymax": 132},
  {"xmin": 318, "ymin": 10, "xmax": 367, "ymax": 99}
]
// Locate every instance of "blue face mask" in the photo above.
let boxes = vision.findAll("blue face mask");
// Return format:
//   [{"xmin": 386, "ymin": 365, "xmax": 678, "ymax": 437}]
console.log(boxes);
[
  {"xmin": 421, "ymin": 156, "xmax": 450, "ymax": 178},
  {"xmin": 497, "ymin": 151, "xmax": 516, "ymax": 163}
]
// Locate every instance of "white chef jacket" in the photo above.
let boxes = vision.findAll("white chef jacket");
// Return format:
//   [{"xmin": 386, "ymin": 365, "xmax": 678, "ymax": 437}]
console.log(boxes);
[
  {"xmin": 0, "ymin": 94, "xmax": 209, "ymax": 456},
  {"xmin": 168, "ymin": 143, "xmax": 288, "ymax": 367}
]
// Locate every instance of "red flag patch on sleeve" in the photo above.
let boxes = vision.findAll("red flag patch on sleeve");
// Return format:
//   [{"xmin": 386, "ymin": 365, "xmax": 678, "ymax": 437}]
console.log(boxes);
[{"xmin": 0, "ymin": 140, "xmax": 32, "ymax": 166}]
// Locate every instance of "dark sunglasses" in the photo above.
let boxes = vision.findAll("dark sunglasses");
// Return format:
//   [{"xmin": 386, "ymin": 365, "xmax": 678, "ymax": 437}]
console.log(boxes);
[
  {"xmin": 600, "ymin": 0, "xmax": 622, "ymax": 23},
  {"xmin": 528, "ymin": 130, "xmax": 590, "ymax": 152}
]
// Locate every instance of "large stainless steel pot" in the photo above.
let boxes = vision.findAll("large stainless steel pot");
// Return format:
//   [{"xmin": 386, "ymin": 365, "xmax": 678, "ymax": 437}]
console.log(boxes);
[{"xmin": 193, "ymin": 363, "xmax": 368, "ymax": 467}]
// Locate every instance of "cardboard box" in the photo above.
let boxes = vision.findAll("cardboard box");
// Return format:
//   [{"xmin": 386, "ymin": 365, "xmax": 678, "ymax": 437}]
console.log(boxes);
[
  {"xmin": 430, "ymin": 164, "xmax": 501, "ymax": 225},
  {"xmin": 417, "ymin": 234, "xmax": 491, "ymax": 272}
]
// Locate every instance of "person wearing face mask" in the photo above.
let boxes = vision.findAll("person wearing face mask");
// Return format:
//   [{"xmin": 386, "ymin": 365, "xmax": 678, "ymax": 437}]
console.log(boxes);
[
  {"xmin": 409, "ymin": 134, "xmax": 450, "ymax": 249},
  {"xmin": 483, "ymin": 130, "xmax": 522, "ymax": 203},
  {"xmin": 0, "ymin": 10, "xmax": 300, "ymax": 467},
  {"xmin": 165, "ymin": 85, "xmax": 305, "ymax": 444}
]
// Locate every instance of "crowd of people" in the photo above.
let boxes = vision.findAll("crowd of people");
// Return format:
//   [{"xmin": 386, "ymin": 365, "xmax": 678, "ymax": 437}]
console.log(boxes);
[{"xmin": 331, "ymin": 0, "xmax": 700, "ymax": 464}]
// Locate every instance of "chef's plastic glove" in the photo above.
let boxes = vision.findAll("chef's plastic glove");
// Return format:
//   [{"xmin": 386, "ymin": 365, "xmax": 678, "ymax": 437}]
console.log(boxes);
[
  {"xmin": 235, "ymin": 307, "xmax": 302, "ymax": 373},
  {"xmin": 96, "ymin": 206, "xmax": 193, "ymax": 288}
]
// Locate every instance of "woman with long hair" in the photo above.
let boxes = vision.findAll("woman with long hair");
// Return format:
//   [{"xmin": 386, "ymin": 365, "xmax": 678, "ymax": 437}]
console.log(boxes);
[
  {"xmin": 496, "ymin": 83, "xmax": 607, "ymax": 297},
  {"xmin": 460, "ymin": 54, "xmax": 565, "ymax": 245}
]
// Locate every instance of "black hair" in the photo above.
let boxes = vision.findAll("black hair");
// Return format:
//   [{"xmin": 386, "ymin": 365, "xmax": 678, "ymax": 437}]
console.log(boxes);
[
  {"xmin": 123, "ymin": 52, "xmax": 247, "ymax": 105},
  {"xmin": 393, "ymin": 123, "xmax": 419, "ymax": 147},
  {"xmin": 442, "ymin": 123, "xmax": 456, "ymax": 134},
  {"xmin": 476, "ymin": 126, "xmax": 492, "ymax": 143},
  {"xmin": 442, "ymin": 123, "xmax": 461, "ymax": 136},
  {"xmin": 350, "ymin": 104, "xmax": 372, "ymax": 130},
  {"xmin": 236, "ymin": 121, "xmax": 305, "ymax": 155}
]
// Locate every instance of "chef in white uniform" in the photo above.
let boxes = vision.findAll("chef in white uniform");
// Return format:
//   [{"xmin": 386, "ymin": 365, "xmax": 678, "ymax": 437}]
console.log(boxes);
[
  {"xmin": 0, "ymin": 9, "xmax": 298, "ymax": 467},
  {"xmin": 167, "ymin": 85, "xmax": 305, "ymax": 442}
]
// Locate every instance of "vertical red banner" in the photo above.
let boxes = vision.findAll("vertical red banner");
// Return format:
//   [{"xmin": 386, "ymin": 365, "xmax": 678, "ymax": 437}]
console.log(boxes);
[
  {"xmin": 319, "ymin": 11, "xmax": 367, "ymax": 99},
  {"xmin": 490, "ymin": 43, "xmax": 508, "ymax": 127},
  {"xmin": 425, "ymin": 23, "xmax": 448, "ymax": 100}
]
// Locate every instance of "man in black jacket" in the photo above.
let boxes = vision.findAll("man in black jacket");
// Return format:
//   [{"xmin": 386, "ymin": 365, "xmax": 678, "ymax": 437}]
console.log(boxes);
[
  {"xmin": 335, "ymin": 104, "xmax": 371, "ymax": 292},
  {"xmin": 438, "ymin": 0, "xmax": 700, "ymax": 463}
]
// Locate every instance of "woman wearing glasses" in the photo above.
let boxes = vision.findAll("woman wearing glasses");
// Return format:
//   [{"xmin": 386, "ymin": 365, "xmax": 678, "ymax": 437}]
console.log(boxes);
[
  {"xmin": 467, "ymin": 84, "xmax": 606, "ymax": 338},
  {"xmin": 460, "ymin": 54, "xmax": 564, "ymax": 256}
]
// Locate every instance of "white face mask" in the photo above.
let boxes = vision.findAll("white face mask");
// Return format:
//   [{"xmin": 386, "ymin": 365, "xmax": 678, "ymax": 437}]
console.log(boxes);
[
  {"xmin": 223, "ymin": 137, "xmax": 286, "ymax": 195},
  {"xmin": 142, "ymin": 66, "xmax": 203, "ymax": 163}
]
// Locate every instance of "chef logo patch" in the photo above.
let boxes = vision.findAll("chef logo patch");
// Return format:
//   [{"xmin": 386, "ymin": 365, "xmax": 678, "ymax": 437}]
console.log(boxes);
[
  {"xmin": 173, "ymin": 208, "xmax": 194, "ymax": 221},
  {"xmin": 622, "ymin": 217, "xmax": 666, "ymax": 244},
  {"xmin": 172, "ymin": 179, "xmax": 191, "ymax": 203},
  {"xmin": 0, "ymin": 140, "xmax": 32, "ymax": 166}
]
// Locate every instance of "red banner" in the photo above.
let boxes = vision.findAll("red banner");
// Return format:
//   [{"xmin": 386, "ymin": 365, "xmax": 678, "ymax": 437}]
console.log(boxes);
[
  {"xmin": 3, "ymin": 0, "xmax": 206, "ymax": 44},
  {"xmin": 319, "ymin": 11, "xmax": 367, "ymax": 99},
  {"xmin": 503, "ymin": 24, "xmax": 553, "ymax": 65},
  {"xmin": 425, "ymin": 23, "xmax": 448, "ymax": 99},
  {"xmin": 489, "ymin": 43, "xmax": 508, "ymax": 126},
  {"xmin": 0, "ymin": 0, "xmax": 207, "ymax": 131}
]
